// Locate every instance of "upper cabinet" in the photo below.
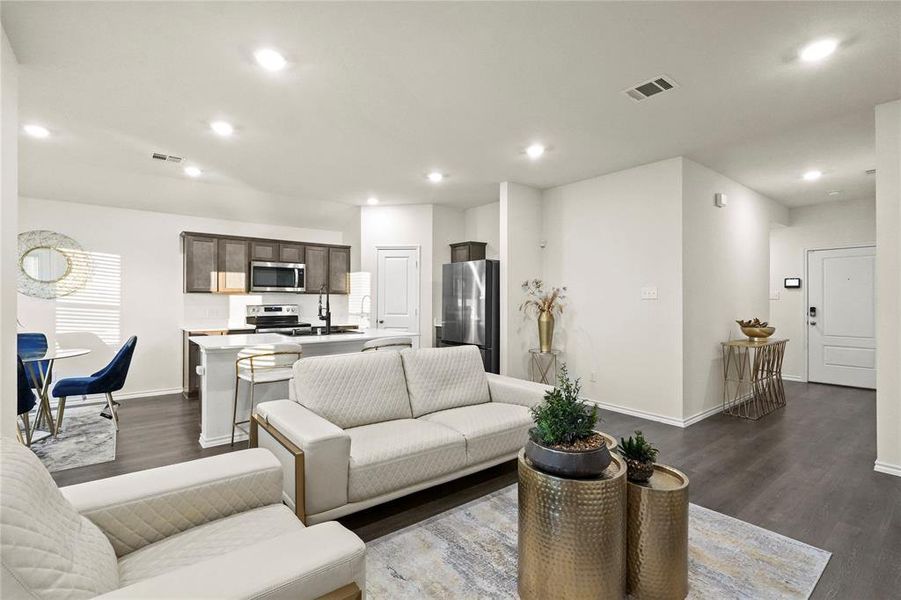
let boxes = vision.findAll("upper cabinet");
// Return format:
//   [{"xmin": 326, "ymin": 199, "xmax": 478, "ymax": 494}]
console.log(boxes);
[
  {"xmin": 183, "ymin": 234, "xmax": 219, "ymax": 293},
  {"xmin": 250, "ymin": 240, "xmax": 278, "ymax": 261},
  {"xmin": 217, "ymin": 238, "xmax": 249, "ymax": 293},
  {"xmin": 329, "ymin": 246, "xmax": 350, "ymax": 294},
  {"xmin": 278, "ymin": 243, "xmax": 304, "ymax": 264},
  {"xmin": 304, "ymin": 245, "xmax": 329, "ymax": 294}
]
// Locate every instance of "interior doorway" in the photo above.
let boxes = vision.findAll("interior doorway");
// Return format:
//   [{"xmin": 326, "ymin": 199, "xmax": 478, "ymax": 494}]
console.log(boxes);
[
  {"xmin": 375, "ymin": 246, "xmax": 420, "ymax": 333},
  {"xmin": 807, "ymin": 245, "xmax": 876, "ymax": 389}
]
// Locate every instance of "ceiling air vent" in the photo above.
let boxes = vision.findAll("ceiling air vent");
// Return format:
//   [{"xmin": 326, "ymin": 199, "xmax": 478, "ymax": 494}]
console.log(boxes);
[
  {"xmin": 151, "ymin": 152, "xmax": 183, "ymax": 164},
  {"xmin": 624, "ymin": 75, "xmax": 678, "ymax": 102}
]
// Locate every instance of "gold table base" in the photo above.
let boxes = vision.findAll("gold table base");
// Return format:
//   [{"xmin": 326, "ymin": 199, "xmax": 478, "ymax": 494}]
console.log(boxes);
[
  {"xmin": 721, "ymin": 338, "xmax": 788, "ymax": 420},
  {"xmin": 518, "ymin": 450, "xmax": 626, "ymax": 600}
]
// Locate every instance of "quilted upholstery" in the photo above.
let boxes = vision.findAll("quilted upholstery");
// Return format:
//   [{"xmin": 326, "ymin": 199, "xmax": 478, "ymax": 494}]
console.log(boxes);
[
  {"xmin": 117, "ymin": 504, "xmax": 302, "ymax": 587},
  {"xmin": 293, "ymin": 351, "xmax": 413, "ymax": 428},
  {"xmin": 61, "ymin": 448, "xmax": 283, "ymax": 557},
  {"xmin": 0, "ymin": 438, "xmax": 119, "ymax": 600},
  {"xmin": 346, "ymin": 419, "xmax": 466, "ymax": 502},
  {"xmin": 420, "ymin": 402, "xmax": 533, "ymax": 464},
  {"xmin": 486, "ymin": 372, "xmax": 551, "ymax": 408},
  {"xmin": 401, "ymin": 345, "xmax": 491, "ymax": 417}
]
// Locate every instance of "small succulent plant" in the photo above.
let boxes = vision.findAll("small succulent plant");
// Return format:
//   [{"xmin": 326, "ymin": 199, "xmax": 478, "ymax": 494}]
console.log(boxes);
[{"xmin": 619, "ymin": 430, "xmax": 659, "ymax": 463}]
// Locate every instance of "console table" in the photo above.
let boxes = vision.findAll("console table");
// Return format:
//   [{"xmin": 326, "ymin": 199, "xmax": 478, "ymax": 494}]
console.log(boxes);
[{"xmin": 721, "ymin": 338, "xmax": 788, "ymax": 420}]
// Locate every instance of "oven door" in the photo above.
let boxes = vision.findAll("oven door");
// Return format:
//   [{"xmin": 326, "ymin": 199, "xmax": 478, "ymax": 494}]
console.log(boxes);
[{"xmin": 250, "ymin": 262, "xmax": 305, "ymax": 292}]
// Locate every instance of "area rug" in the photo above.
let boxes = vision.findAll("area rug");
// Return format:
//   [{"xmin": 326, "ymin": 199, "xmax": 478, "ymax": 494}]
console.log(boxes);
[
  {"xmin": 366, "ymin": 485, "xmax": 831, "ymax": 599},
  {"xmin": 29, "ymin": 404, "xmax": 117, "ymax": 473}
]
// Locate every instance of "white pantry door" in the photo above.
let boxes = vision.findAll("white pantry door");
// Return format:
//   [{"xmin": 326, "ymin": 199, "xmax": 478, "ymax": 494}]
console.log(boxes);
[
  {"xmin": 807, "ymin": 246, "xmax": 876, "ymax": 389},
  {"xmin": 376, "ymin": 247, "xmax": 419, "ymax": 332}
]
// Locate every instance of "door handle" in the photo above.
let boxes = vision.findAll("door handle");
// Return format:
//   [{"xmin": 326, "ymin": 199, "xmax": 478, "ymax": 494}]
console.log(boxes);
[
  {"xmin": 809, "ymin": 321, "xmax": 817, "ymax": 326},
  {"xmin": 378, "ymin": 319, "xmax": 385, "ymax": 324}
]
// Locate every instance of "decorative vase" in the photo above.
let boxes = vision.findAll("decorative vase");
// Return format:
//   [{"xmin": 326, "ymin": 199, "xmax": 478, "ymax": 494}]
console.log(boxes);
[
  {"xmin": 625, "ymin": 458, "xmax": 655, "ymax": 483},
  {"xmin": 537, "ymin": 311, "xmax": 555, "ymax": 352},
  {"xmin": 524, "ymin": 429, "xmax": 612, "ymax": 479}
]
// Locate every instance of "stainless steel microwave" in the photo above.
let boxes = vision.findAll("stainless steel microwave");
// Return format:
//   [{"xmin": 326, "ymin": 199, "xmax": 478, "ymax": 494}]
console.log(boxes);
[{"xmin": 249, "ymin": 261, "xmax": 305, "ymax": 293}]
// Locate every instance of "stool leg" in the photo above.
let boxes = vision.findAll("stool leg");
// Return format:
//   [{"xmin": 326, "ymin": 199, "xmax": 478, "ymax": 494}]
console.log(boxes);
[
  {"xmin": 105, "ymin": 393, "xmax": 119, "ymax": 431},
  {"xmin": 55, "ymin": 396, "xmax": 67, "ymax": 437},
  {"xmin": 231, "ymin": 378, "xmax": 241, "ymax": 446}
]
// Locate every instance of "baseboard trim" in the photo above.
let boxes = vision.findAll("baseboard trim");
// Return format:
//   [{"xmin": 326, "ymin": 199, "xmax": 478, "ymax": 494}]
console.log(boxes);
[
  {"xmin": 200, "ymin": 431, "xmax": 247, "ymax": 449},
  {"xmin": 81, "ymin": 387, "xmax": 183, "ymax": 402},
  {"xmin": 584, "ymin": 399, "xmax": 721, "ymax": 429},
  {"xmin": 681, "ymin": 404, "xmax": 724, "ymax": 427},
  {"xmin": 782, "ymin": 374, "xmax": 805, "ymax": 382},
  {"xmin": 874, "ymin": 461, "xmax": 901, "ymax": 477}
]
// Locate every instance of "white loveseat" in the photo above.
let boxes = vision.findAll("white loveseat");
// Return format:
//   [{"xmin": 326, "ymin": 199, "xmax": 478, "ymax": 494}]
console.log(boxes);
[
  {"xmin": 251, "ymin": 345, "xmax": 550, "ymax": 525},
  {"xmin": 0, "ymin": 439, "xmax": 365, "ymax": 600}
]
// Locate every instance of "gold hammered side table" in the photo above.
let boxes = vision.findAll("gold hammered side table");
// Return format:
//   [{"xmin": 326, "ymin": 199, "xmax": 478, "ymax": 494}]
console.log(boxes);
[
  {"xmin": 518, "ymin": 450, "xmax": 627, "ymax": 600},
  {"xmin": 721, "ymin": 338, "xmax": 788, "ymax": 420},
  {"xmin": 627, "ymin": 464, "xmax": 690, "ymax": 600},
  {"xmin": 528, "ymin": 348, "xmax": 560, "ymax": 385}
]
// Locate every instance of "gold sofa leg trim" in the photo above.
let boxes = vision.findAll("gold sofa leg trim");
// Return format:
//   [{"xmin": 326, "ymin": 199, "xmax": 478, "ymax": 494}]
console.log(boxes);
[
  {"xmin": 317, "ymin": 582, "xmax": 362, "ymax": 600},
  {"xmin": 250, "ymin": 413, "xmax": 306, "ymax": 524}
]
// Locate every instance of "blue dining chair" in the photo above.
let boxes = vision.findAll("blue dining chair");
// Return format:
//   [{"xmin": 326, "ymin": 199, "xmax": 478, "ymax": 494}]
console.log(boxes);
[
  {"xmin": 52, "ymin": 336, "xmax": 137, "ymax": 432},
  {"xmin": 17, "ymin": 333, "xmax": 51, "ymax": 390},
  {"xmin": 17, "ymin": 356, "xmax": 37, "ymax": 445}
]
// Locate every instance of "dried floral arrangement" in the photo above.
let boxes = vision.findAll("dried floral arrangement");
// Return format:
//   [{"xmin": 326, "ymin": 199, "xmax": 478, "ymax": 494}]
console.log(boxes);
[{"xmin": 519, "ymin": 279, "xmax": 567, "ymax": 317}]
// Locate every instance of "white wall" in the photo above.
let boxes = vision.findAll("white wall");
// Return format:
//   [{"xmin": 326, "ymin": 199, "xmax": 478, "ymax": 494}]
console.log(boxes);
[
  {"xmin": 1, "ymin": 29, "xmax": 18, "ymax": 436},
  {"xmin": 541, "ymin": 159, "xmax": 685, "ymax": 421},
  {"xmin": 18, "ymin": 197, "xmax": 349, "ymax": 399},
  {"xmin": 499, "ymin": 182, "xmax": 543, "ymax": 379},
  {"xmin": 432, "ymin": 205, "xmax": 465, "ymax": 343},
  {"xmin": 681, "ymin": 158, "xmax": 788, "ymax": 420},
  {"xmin": 769, "ymin": 198, "xmax": 876, "ymax": 381},
  {"xmin": 875, "ymin": 99, "xmax": 901, "ymax": 477},
  {"xmin": 464, "ymin": 202, "xmax": 500, "ymax": 259},
  {"xmin": 360, "ymin": 204, "xmax": 434, "ymax": 346}
]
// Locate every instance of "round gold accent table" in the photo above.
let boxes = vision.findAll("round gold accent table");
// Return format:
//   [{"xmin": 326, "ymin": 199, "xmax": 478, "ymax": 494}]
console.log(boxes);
[
  {"xmin": 626, "ymin": 464, "xmax": 690, "ymax": 599},
  {"xmin": 517, "ymin": 449, "xmax": 627, "ymax": 600}
]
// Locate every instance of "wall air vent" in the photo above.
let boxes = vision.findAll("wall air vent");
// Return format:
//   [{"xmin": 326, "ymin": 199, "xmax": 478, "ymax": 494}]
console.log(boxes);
[
  {"xmin": 151, "ymin": 152, "xmax": 184, "ymax": 164},
  {"xmin": 865, "ymin": 169, "xmax": 876, "ymax": 175},
  {"xmin": 623, "ymin": 75, "xmax": 678, "ymax": 102}
]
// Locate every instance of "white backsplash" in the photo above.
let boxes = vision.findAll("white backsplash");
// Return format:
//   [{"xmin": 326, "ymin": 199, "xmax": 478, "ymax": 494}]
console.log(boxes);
[{"xmin": 183, "ymin": 292, "xmax": 350, "ymax": 330}]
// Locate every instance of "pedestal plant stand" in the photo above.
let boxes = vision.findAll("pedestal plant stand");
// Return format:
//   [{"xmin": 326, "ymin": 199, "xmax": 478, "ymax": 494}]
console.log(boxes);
[
  {"xmin": 626, "ymin": 464, "xmax": 690, "ymax": 600},
  {"xmin": 518, "ymin": 451, "xmax": 627, "ymax": 600}
]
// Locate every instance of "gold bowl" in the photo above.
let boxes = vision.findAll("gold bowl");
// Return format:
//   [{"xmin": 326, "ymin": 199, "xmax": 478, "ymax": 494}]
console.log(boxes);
[{"xmin": 740, "ymin": 326, "xmax": 775, "ymax": 341}]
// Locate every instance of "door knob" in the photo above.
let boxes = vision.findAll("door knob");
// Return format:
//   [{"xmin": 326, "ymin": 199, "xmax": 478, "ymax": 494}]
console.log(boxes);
[
  {"xmin": 809, "ymin": 321, "xmax": 817, "ymax": 325},
  {"xmin": 378, "ymin": 319, "xmax": 385, "ymax": 324}
]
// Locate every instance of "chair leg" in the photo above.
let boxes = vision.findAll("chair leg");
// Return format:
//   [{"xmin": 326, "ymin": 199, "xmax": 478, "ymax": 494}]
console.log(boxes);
[
  {"xmin": 15, "ymin": 421, "xmax": 24, "ymax": 445},
  {"xmin": 55, "ymin": 396, "xmax": 67, "ymax": 437},
  {"xmin": 20, "ymin": 412, "xmax": 32, "ymax": 446},
  {"xmin": 105, "ymin": 393, "xmax": 119, "ymax": 431},
  {"xmin": 231, "ymin": 378, "xmax": 241, "ymax": 446}
]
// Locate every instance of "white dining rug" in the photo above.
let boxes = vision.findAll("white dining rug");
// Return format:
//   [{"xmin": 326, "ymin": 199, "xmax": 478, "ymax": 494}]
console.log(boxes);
[
  {"xmin": 29, "ymin": 403, "xmax": 117, "ymax": 473},
  {"xmin": 366, "ymin": 485, "xmax": 831, "ymax": 599}
]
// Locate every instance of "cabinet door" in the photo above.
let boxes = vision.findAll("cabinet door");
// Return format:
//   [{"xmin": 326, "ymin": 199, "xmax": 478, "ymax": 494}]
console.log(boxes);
[
  {"xmin": 184, "ymin": 234, "xmax": 219, "ymax": 293},
  {"xmin": 279, "ymin": 243, "xmax": 304, "ymax": 264},
  {"xmin": 304, "ymin": 245, "xmax": 329, "ymax": 293},
  {"xmin": 328, "ymin": 246, "xmax": 351, "ymax": 294},
  {"xmin": 251, "ymin": 240, "xmax": 278, "ymax": 261},
  {"xmin": 217, "ymin": 238, "xmax": 249, "ymax": 293},
  {"xmin": 451, "ymin": 244, "xmax": 470, "ymax": 263}
]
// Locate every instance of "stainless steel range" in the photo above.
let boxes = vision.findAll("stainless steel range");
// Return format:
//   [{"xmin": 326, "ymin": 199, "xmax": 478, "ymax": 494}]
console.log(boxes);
[{"xmin": 245, "ymin": 304, "xmax": 312, "ymax": 335}]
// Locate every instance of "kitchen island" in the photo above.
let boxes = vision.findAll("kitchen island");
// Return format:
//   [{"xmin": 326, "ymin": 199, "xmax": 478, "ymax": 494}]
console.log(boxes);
[{"xmin": 190, "ymin": 329, "xmax": 420, "ymax": 447}]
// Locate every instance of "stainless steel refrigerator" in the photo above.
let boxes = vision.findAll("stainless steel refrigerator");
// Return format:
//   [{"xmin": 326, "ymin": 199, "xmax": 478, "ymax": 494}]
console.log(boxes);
[{"xmin": 440, "ymin": 259, "xmax": 500, "ymax": 374}]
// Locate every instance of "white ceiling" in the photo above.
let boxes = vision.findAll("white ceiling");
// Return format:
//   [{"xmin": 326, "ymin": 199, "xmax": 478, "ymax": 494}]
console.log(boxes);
[{"xmin": 3, "ymin": 1, "xmax": 899, "ymax": 229}]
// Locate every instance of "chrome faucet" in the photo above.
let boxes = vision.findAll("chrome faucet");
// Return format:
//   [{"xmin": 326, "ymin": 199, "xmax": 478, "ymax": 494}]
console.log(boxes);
[{"xmin": 318, "ymin": 284, "xmax": 331, "ymax": 334}]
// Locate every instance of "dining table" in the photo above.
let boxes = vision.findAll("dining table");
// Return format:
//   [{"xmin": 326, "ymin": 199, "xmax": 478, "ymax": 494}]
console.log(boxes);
[{"xmin": 19, "ymin": 347, "xmax": 91, "ymax": 442}]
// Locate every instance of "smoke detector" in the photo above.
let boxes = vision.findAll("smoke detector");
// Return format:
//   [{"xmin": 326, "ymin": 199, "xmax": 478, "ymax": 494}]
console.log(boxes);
[
  {"xmin": 151, "ymin": 152, "xmax": 184, "ymax": 164},
  {"xmin": 623, "ymin": 75, "xmax": 678, "ymax": 102}
]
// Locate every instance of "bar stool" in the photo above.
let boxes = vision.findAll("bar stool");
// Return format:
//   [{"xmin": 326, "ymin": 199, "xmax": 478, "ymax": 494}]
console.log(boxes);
[
  {"xmin": 232, "ymin": 343, "xmax": 303, "ymax": 445},
  {"xmin": 361, "ymin": 337, "xmax": 413, "ymax": 352}
]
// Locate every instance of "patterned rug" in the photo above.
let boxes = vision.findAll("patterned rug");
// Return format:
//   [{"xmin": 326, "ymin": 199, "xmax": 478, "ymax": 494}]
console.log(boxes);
[
  {"xmin": 29, "ymin": 403, "xmax": 116, "ymax": 473},
  {"xmin": 367, "ymin": 485, "xmax": 830, "ymax": 599}
]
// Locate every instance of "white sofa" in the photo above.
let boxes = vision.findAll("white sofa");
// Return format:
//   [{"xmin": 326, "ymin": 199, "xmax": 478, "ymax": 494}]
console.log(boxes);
[
  {"xmin": 0, "ymin": 438, "xmax": 365, "ymax": 600},
  {"xmin": 251, "ymin": 345, "xmax": 550, "ymax": 525}
]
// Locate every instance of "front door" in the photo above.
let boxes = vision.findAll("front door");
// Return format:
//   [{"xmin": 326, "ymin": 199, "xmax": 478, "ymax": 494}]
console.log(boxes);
[
  {"xmin": 376, "ymin": 247, "xmax": 419, "ymax": 332},
  {"xmin": 807, "ymin": 246, "xmax": 876, "ymax": 388}
]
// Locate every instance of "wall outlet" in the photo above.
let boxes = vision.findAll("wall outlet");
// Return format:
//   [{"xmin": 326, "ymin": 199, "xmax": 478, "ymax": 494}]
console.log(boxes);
[
  {"xmin": 590, "ymin": 371, "xmax": 598, "ymax": 383},
  {"xmin": 640, "ymin": 286, "xmax": 658, "ymax": 300}
]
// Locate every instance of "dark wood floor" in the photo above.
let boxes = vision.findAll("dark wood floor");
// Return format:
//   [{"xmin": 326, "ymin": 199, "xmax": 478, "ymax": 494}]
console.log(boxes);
[{"xmin": 51, "ymin": 382, "xmax": 900, "ymax": 599}]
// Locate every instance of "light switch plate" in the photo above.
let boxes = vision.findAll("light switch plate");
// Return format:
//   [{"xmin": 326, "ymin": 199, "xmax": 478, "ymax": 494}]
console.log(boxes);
[{"xmin": 641, "ymin": 286, "xmax": 658, "ymax": 300}]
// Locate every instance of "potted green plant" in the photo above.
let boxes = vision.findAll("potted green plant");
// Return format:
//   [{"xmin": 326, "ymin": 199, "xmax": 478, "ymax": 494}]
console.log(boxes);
[
  {"xmin": 519, "ymin": 279, "xmax": 567, "ymax": 352},
  {"xmin": 524, "ymin": 365, "xmax": 611, "ymax": 478},
  {"xmin": 619, "ymin": 430, "xmax": 659, "ymax": 483}
]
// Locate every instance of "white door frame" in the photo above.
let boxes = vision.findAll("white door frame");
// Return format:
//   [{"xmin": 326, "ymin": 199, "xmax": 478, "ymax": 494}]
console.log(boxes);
[
  {"xmin": 375, "ymin": 244, "xmax": 421, "ymax": 333},
  {"xmin": 803, "ymin": 243, "xmax": 876, "ymax": 383}
]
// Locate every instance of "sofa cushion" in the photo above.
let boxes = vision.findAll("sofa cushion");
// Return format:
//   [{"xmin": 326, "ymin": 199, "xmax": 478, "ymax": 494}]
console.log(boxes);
[
  {"xmin": 293, "ymin": 351, "xmax": 413, "ymax": 428},
  {"xmin": 346, "ymin": 419, "xmax": 467, "ymax": 502},
  {"xmin": 401, "ymin": 345, "xmax": 490, "ymax": 418},
  {"xmin": 0, "ymin": 438, "xmax": 119, "ymax": 600},
  {"xmin": 117, "ymin": 504, "xmax": 302, "ymax": 587},
  {"xmin": 420, "ymin": 402, "xmax": 533, "ymax": 464}
]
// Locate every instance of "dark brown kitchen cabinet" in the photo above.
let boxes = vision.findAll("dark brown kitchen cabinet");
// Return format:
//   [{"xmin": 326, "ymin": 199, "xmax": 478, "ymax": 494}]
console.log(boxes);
[
  {"xmin": 450, "ymin": 241, "xmax": 487, "ymax": 263},
  {"xmin": 251, "ymin": 240, "xmax": 278, "ymax": 261},
  {"xmin": 278, "ymin": 243, "xmax": 304, "ymax": 264},
  {"xmin": 183, "ymin": 234, "xmax": 219, "ymax": 293},
  {"xmin": 328, "ymin": 246, "xmax": 350, "ymax": 294},
  {"xmin": 217, "ymin": 238, "xmax": 249, "ymax": 293},
  {"xmin": 304, "ymin": 245, "xmax": 329, "ymax": 293}
]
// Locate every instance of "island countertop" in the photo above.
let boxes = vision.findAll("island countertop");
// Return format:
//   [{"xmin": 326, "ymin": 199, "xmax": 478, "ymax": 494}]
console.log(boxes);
[{"xmin": 189, "ymin": 328, "xmax": 420, "ymax": 352}]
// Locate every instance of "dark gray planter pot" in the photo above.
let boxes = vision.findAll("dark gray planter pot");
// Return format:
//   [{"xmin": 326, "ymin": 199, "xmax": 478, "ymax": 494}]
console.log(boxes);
[{"xmin": 524, "ymin": 430, "xmax": 612, "ymax": 479}]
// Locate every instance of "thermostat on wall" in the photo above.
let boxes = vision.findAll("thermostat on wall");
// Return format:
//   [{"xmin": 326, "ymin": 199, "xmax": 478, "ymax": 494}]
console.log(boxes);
[
  {"xmin": 714, "ymin": 193, "xmax": 728, "ymax": 208},
  {"xmin": 784, "ymin": 278, "xmax": 801, "ymax": 289}
]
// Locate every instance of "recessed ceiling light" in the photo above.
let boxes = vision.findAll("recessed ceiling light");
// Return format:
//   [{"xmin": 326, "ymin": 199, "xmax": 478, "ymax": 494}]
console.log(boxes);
[
  {"xmin": 800, "ymin": 39, "xmax": 838, "ymax": 63},
  {"xmin": 367, "ymin": 196, "xmax": 379, "ymax": 206},
  {"xmin": 210, "ymin": 121, "xmax": 234, "ymax": 136},
  {"xmin": 184, "ymin": 166, "xmax": 202, "ymax": 178},
  {"xmin": 23, "ymin": 124, "xmax": 50, "ymax": 138},
  {"xmin": 802, "ymin": 170, "xmax": 822, "ymax": 181},
  {"xmin": 427, "ymin": 172, "xmax": 444, "ymax": 183},
  {"xmin": 826, "ymin": 190, "xmax": 842, "ymax": 196},
  {"xmin": 526, "ymin": 143, "xmax": 545, "ymax": 159},
  {"xmin": 254, "ymin": 48, "xmax": 287, "ymax": 72}
]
